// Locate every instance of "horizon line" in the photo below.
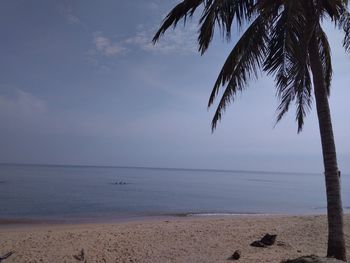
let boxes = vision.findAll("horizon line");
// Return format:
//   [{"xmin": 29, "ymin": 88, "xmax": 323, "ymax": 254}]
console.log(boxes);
[{"xmin": 0, "ymin": 162, "xmax": 322, "ymax": 176}]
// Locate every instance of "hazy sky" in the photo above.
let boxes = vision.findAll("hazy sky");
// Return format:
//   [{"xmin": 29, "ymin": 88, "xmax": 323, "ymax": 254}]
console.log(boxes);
[{"xmin": 0, "ymin": 0, "xmax": 349, "ymax": 173}]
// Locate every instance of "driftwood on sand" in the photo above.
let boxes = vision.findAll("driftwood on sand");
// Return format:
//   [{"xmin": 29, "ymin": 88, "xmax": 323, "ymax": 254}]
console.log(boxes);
[{"xmin": 0, "ymin": 251, "xmax": 14, "ymax": 262}]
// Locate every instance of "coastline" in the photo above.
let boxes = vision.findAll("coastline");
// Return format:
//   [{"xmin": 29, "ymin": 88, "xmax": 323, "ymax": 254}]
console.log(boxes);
[
  {"xmin": 0, "ymin": 211, "xmax": 317, "ymax": 228},
  {"xmin": 1, "ymin": 214, "xmax": 349, "ymax": 262}
]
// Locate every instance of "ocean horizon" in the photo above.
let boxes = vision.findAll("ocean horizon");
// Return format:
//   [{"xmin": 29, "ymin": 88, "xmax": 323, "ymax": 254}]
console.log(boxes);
[{"xmin": 0, "ymin": 163, "xmax": 349, "ymax": 222}]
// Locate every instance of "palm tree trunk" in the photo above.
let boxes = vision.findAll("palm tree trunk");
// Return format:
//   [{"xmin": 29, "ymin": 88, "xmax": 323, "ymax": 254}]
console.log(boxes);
[{"xmin": 308, "ymin": 35, "xmax": 347, "ymax": 261}]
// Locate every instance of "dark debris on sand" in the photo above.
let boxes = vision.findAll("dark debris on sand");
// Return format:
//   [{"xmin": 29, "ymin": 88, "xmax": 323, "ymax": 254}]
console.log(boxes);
[
  {"xmin": 250, "ymin": 233, "xmax": 277, "ymax": 247},
  {"xmin": 73, "ymin": 249, "xmax": 87, "ymax": 263},
  {"xmin": 282, "ymin": 255, "xmax": 346, "ymax": 263}
]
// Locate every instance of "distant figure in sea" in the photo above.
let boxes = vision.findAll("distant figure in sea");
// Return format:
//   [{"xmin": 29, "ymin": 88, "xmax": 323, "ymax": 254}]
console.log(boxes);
[{"xmin": 115, "ymin": 181, "xmax": 127, "ymax": 185}]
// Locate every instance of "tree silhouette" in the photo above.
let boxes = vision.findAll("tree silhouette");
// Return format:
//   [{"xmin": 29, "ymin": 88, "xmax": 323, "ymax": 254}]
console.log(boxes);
[{"xmin": 154, "ymin": 0, "xmax": 350, "ymax": 260}]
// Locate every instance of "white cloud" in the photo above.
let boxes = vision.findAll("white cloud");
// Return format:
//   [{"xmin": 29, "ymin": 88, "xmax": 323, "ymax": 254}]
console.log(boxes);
[
  {"xmin": 91, "ymin": 24, "xmax": 197, "ymax": 59},
  {"xmin": 125, "ymin": 24, "xmax": 198, "ymax": 55},
  {"xmin": 91, "ymin": 15, "xmax": 198, "ymax": 60},
  {"xmin": 93, "ymin": 35, "xmax": 127, "ymax": 57}
]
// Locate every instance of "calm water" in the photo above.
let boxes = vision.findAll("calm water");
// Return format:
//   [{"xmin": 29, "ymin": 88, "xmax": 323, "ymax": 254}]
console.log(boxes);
[{"xmin": 0, "ymin": 164, "xmax": 349, "ymax": 221}]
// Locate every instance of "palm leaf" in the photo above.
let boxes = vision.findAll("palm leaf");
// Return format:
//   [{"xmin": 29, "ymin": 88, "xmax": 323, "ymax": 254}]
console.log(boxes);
[
  {"xmin": 317, "ymin": 26, "xmax": 332, "ymax": 95},
  {"xmin": 263, "ymin": 0, "xmax": 312, "ymax": 132},
  {"xmin": 152, "ymin": 0, "xmax": 204, "ymax": 43},
  {"xmin": 198, "ymin": 2, "xmax": 217, "ymax": 54},
  {"xmin": 316, "ymin": 0, "xmax": 345, "ymax": 19},
  {"xmin": 209, "ymin": 14, "xmax": 269, "ymax": 131},
  {"xmin": 153, "ymin": 0, "xmax": 348, "ymax": 133},
  {"xmin": 293, "ymin": 56, "xmax": 312, "ymax": 133},
  {"xmin": 340, "ymin": 10, "xmax": 350, "ymax": 52}
]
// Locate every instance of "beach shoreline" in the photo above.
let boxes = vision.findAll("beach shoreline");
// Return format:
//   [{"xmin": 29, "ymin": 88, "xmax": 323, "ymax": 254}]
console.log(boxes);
[
  {"xmin": 1, "ymin": 214, "xmax": 349, "ymax": 262},
  {"xmin": 0, "ymin": 212, "xmax": 320, "ymax": 229}
]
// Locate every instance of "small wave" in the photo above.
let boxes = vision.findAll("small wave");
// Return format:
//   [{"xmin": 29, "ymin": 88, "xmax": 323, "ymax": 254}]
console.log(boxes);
[{"xmin": 187, "ymin": 212, "xmax": 263, "ymax": 217}]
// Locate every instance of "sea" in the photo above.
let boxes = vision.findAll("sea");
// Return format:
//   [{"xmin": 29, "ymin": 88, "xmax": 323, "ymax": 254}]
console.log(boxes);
[{"xmin": 0, "ymin": 164, "xmax": 349, "ymax": 222}]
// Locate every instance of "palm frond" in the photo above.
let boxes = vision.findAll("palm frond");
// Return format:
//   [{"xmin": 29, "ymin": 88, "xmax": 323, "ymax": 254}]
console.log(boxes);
[
  {"xmin": 153, "ymin": 0, "xmax": 347, "ymax": 134},
  {"xmin": 198, "ymin": 0, "xmax": 255, "ymax": 54},
  {"xmin": 152, "ymin": 0, "xmax": 204, "ymax": 43},
  {"xmin": 340, "ymin": 10, "xmax": 350, "ymax": 52},
  {"xmin": 315, "ymin": 0, "xmax": 345, "ymax": 19},
  {"xmin": 274, "ymin": 54, "xmax": 312, "ymax": 133},
  {"xmin": 263, "ymin": 0, "xmax": 312, "ymax": 132},
  {"xmin": 198, "ymin": 2, "xmax": 217, "ymax": 54},
  {"xmin": 293, "ymin": 58, "xmax": 312, "ymax": 133},
  {"xmin": 264, "ymin": 1, "xmax": 306, "ymax": 74},
  {"xmin": 255, "ymin": 0, "xmax": 283, "ymax": 15},
  {"xmin": 317, "ymin": 26, "xmax": 332, "ymax": 95},
  {"xmin": 273, "ymin": 55, "xmax": 312, "ymax": 133},
  {"xmin": 209, "ymin": 14, "xmax": 269, "ymax": 131},
  {"xmin": 153, "ymin": 0, "xmax": 257, "ymax": 54}
]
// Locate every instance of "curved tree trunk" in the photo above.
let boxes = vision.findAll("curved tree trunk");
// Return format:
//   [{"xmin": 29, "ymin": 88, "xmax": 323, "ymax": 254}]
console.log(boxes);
[{"xmin": 309, "ymin": 35, "xmax": 347, "ymax": 261}]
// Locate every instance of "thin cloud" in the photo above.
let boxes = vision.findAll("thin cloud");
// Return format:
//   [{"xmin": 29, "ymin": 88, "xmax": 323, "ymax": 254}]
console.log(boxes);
[
  {"xmin": 125, "ymin": 24, "xmax": 197, "ymax": 55},
  {"xmin": 58, "ymin": 1, "xmax": 80, "ymax": 24},
  {"xmin": 92, "ymin": 24, "xmax": 197, "ymax": 59},
  {"xmin": 0, "ymin": 90, "xmax": 47, "ymax": 124},
  {"xmin": 93, "ymin": 35, "xmax": 127, "ymax": 57}
]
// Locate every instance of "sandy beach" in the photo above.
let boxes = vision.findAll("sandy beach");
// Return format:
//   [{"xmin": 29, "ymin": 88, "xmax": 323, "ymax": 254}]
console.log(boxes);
[{"xmin": 0, "ymin": 215, "xmax": 349, "ymax": 263}]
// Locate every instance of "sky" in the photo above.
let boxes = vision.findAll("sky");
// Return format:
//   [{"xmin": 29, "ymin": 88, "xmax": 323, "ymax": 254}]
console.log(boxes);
[{"xmin": 0, "ymin": 0, "xmax": 349, "ymax": 173}]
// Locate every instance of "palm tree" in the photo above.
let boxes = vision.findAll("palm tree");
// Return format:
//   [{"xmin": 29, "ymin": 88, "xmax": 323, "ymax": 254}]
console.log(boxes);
[{"xmin": 153, "ymin": 0, "xmax": 350, "ymax": 260}]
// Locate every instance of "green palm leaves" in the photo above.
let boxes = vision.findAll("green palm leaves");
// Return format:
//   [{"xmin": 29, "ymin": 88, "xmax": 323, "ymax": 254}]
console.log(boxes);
[{"xmin": 153, "ymin": 0, "xmax": 349, "ymax": 132}]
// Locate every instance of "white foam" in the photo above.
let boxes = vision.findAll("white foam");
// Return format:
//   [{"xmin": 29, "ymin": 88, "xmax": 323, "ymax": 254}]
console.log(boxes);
[{"xmin": 187, "ymin": 213, "xmax": 269, "ymax": 217}]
